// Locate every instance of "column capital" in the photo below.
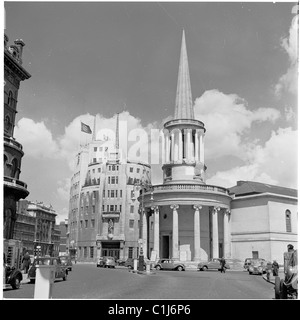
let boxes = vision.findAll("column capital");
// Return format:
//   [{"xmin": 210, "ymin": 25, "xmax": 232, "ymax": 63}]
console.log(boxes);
[
  {"xmin": 170, "ymin": 204, "xmax": 179, "ymax": 211},
  {"xmin": 225, "ymin": 209, "xmax": 231, "ymax": 216},
  {"xmin": 151, "ymin": 205, "xmax": 159, "ymax": 212},
  {"xmin": 193, "ymin": 205, "xmax": 202, "ymax": 211},
  {"xmin": 213, "ymin": 206, "xmax": 221, "ymax": 214}
]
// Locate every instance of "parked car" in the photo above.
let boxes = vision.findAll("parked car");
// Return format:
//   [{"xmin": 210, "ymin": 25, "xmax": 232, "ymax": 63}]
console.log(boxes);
[
  {"xmin": 154, "ymin": 259, "xmax": 185, "ymax": 271},
  {"xmin": 125, "ymin": 258, "xmax": 147, "ymax": 270},
  {"xmin": 3, "ymin": 262, "xmax": 23, "ymax": 290},
  {"xmin": 59, "ymin": 255, "xmax": 73, "ymax": 271},
  {"xmin": 28, "ymin": 256, "xmax": 68, "ymax": 283},
  {"xmin": 248, "ymin": 259, "xmax": 267, "ymax": 275},
  {"xmin": 116, "ymin": 259, "xmax": 126, "ymax": 266},
  {"xmin": 198, "ymin": 258, "xmax": 230, "ymax": 271},
  {"xmin": 97, "ymin": 256, "xmax": 116, "ymax": 268}
]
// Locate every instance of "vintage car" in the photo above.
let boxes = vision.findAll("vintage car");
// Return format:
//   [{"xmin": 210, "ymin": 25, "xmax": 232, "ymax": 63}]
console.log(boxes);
[
  {"xmin": 154, "ymin": 259, "xmax": 185, "ymax": 271},
  {"xmin": 198, "ymin": 258, "xmax": 230, "ymax": 271},
  {"xmin": 248, "ymin": 259, "xmax": 267, "ymax": 275},
  {"xmin": 28, "ymin": 256, "xmax": 68, "ymax": 283},
  {"xmin": 124, "ymin": 258, "xmax": 147, "ymax": 270},
  {"xmin": 59, "ymin": 255, "xmax": 73, "ymax": 271},
  {"xmin": 97, "ymin": 256, "xmax": 116, "ymax": 268},
  {"xmin": 3, "ymin": 262, "xmax": 23, "ymax": 290},
  {"xmin": 275, "ymin": 249, "xmax": 298, "ymax": 299}
]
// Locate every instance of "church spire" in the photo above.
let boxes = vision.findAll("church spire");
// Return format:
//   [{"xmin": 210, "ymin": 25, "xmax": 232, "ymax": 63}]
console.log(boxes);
[{"xmin": 174, "ymin": 30, "xmax": 194, "ymax": 120}]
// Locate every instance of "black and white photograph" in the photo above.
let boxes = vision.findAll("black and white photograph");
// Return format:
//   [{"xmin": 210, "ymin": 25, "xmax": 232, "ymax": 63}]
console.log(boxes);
[{"xmin": 2, "ymin": 0, "xmax": 298, "ymax": 304}]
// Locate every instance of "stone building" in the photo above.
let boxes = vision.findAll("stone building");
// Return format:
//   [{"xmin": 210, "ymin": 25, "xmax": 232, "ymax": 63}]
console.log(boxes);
[
  {"xmin": 140, "ymin": 31, "xmax": 297, "ymax": 264},
  {"xmin": 68, "ymin": 116, "xmax": 151, "ymax": 262},
  {"xmin": 3, "ymin": 34, "xmax": 31, "ymax": 240}
]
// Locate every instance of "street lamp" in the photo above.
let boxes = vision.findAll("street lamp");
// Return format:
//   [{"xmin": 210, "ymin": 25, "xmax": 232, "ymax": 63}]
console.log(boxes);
[{"xmin": 132, "ymin": 177, "xmax": 153, "ymax": 271}]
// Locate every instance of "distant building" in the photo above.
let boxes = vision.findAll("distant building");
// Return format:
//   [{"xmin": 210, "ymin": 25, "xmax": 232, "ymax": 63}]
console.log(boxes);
[
  {"xmin": 58, "ymin": 220, "xmax": 68, "ymax": 254},
  {"xmin": 53, "ymin": 224, "xmax": 61, "ymax": 257},
  {"xmin": 68, "ymin": 115, "xmax": 151, "ymax": 262},
  {"xmin": 3, "ymin": 34, "xmax": 31, "ymax": 240}
]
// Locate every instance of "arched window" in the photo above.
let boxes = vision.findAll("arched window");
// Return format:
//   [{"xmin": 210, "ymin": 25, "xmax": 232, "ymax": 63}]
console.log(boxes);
[
  {"xmin": 285, "ymin": 210, "xmax": 292, "ymax": 232},
  {"xmin": 11, "ymin": 158, "xmax": 18, "ymax": 178},
  {"xmin": 7, "ymin": 91, "xmax": 14, "ymax": 106},
  {"xmin": 5, "ymin": 115, "xmax": 11, "ymax": 131}
]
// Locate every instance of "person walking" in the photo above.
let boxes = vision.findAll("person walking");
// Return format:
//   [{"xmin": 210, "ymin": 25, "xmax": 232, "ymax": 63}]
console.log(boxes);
[
  {"xmin": 220, "ymin": 257, "xmax": 226, "ymax": 273},
  {"xmin": 272, "ymin": 260, "xmax": 279, "ymax": 276},
  {"xmin": 22, "ymin": 251, "xmax": 31, "ymax": 274}
]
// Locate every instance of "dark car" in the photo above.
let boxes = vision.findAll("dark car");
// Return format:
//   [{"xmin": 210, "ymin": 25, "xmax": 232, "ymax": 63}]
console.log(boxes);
[
  {"xmin": 248, "ymin": 259, "xmax": 267, "ymax": 275},
  {"xmin": 154, "ymin": 259, "xmax": 185, "ymax": 271},
  {"xmin": 125, "ymin": 258, "xmax": 147, "ymax": 270},
  {"xmin": 59, "ymin": 255, "xmax": 73, "ymax": 271},
  {"xmin": 97, "ymin": 256, "xmax": 116, "ymax": 268},
  {"xmin": 28, "ymin": 257, "xmax": 68, "ymax": 283},
  {"xmin": 198, "ymin": 258, "xmax": 230, "ymax": 271},
  {"xmin": 243, "ymin": 258, "xmax": 253, "ymax": 271},
  {"xmin": 3, "ymin": 263, "xmax": 23, "ymax": 290}
]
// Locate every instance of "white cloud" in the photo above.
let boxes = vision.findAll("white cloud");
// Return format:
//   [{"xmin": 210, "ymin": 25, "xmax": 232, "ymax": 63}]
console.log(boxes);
[
  {"xmin": 14, "ymin": 118, "xmax": 59, "ymax": 158},
  {"xmin": 207, "ymin": 127, "xmax": 298, "ymax": 189},
  {"xmin": 194, "ymin": 89, "xmax": 280, "ymax": 160},
  {"xmin": 57, "ymin": 178, "xmax": 71, "ymax": 201},
  {"xmin": 275, "ymin": 12, "xmax": 298, "ymax": 97}
]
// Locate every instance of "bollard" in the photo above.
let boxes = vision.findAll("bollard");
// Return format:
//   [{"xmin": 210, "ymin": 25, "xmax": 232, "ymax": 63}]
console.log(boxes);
[
  {"xmin": 34, "ymin": 265, "xmax": 55, "ymax": 299},
  {"xmin": 133, "ymin": 259, "xmax": 138, "ymax": 271},
  {"xmin": 146, "ymin": 263, "xmax": 150, "ymax": 273}
]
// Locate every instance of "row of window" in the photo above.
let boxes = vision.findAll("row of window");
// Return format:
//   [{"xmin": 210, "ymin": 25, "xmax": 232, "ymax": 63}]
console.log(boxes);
[
  {"xmin": 78, "ymin": 246, "xmax": 94, "ymax": 259},
  {"xmin": 102, "ymin": 204, "xmax": 122, "ymax": 212},
  {"xmin": 80, "ymin": 219, "xmax": 95, "ymax": 229},
  {"xmin": 103, "ymin": 190, "xmax": 123, "ymax": 198}
]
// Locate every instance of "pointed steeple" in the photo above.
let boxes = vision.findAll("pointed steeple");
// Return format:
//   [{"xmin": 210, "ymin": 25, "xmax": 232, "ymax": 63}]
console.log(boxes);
[{"xmin": 174, "ymin": 30, "xmax": 194, "ymax": 120}]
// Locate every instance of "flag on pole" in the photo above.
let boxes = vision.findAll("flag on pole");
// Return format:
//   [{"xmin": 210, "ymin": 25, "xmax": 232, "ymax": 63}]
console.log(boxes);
[{"xmin": 81, "ymin": 122, "xmax": 92, "ymax": 134}]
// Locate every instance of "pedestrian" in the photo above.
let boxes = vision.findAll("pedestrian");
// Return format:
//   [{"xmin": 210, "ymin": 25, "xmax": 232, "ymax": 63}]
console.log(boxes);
[
  {"xmin": 22, "ymin": 251, "xmax": 31, "ymax": 274},
  {"xmin": 220, "ymin": 257, "xmax": 226, "ymax": 273},
  {"xmin": 272, "ymin": 260, "xmax": 279, "ymax": 276}
]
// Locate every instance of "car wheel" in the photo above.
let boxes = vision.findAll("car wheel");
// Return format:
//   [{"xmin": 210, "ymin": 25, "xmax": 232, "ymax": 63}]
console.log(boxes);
[
  {"xmin": 11, "ymin": 276, "xmax": 21, "ymax": 289},
  {"xmin": 177, "ymin": 266, "xmax": 183, "ymax": 271},
  {"xmin": 249, "ymin": 272, "xmax": 252, "ymax": 275},
  {"xmin": 156, "ymin": 265, "xmax": 161, "ymax": 271},
  {"xmin": 202, "ymin": 266, "xmax": 208, "ymax": 271}
]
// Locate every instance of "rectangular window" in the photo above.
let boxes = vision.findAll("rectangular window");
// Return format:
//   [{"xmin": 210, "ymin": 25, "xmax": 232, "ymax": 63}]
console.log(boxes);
[
  {"xmin": 112, "ymin": 165, "xmax": 115, "ymax": 171},
  {"xmin": 92, "ymin": 205, "xmax": 95, "ymax": 214},
  {"xmin": 129, "ymin": 219, "xmax": 134, "ymax": 228},
  {"xmin": 98, "ymin": 168, "xmax": 101, "ymax": 172},
  {"xmin": 103, "ymin": 190, "xmax": 105, "ymax": 197},
  {"xmin": 120, "ymin": 190, "xmax": 122, "ymax": 198},
  {"xmin": 130, "ymin": 167, "xmax": 133, "ymax": 173},
  {"xmin": 80, "ymin": 220, "xmax": 83, "ymax": 228},
  {"xmin": 110, "ymin": 205, "xmax": 114, "ymax": 212},
  {"xmin": 115, "ymin": 190, "xmax": 118, "ymax": 198},
  {"xmin": 84, "ymin": 247, "xmax": 88, "ymax": 258},
  {"xmin": 85, "ymin": 220, "xmax": 88, "ymax": 228},
  {"xmin": 93, "ymin": 158, "xmax": 97, "ymax": 163},
  {"xmin": 90, "ymin": 247, "xmax": 94, "ymax": 258},
  {"xmin": 116, "ymin": 177, "xmax": 119, "ymax": 184},
  {"xmin": 107, "ymin": 205, "xmax": 109, "ymax": 212},
  {"xmin": 94, "ymin": 147, "xmax": 97, "ymax": 151},
  {"xmin": 114, "ymin": 205, "xmax": 118, "ymax": 211},
  {"xmin": 111, "ymin": 177, "xmax": 115, "ymax": 184},
  {"xmin": 102, "ymin": 205, "xmax": 105, "ymax": 212},
  {"xmin": 111, "ymin": 190, "xmax": 115, "ymax": 198},
  {"xmin": 128, "ymin": 247, "xmax": 133, "ymax": 259},
  {"xmin": 130, "ymin": 205, "xmax": 134, "ymax": 213},
  {"xmin": 119, "ymin": 205, "xmax": 122, "ymax": 212},
  {"xmin": 108, "ymin": 177, "xmax": 111, "ymax": 184},
  {"xmin": 107, "ymin": 190, "xmax": 110, "ymax": 197},
  {"xmin": 91, "ymin": 219, "xmax": 95, "ymax": 228}
]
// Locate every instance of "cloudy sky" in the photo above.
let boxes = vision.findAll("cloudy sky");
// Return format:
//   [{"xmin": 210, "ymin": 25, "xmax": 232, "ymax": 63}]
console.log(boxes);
[{"xmin": 3, "ymin": 1, "xmax": 298, "ymax": 223}]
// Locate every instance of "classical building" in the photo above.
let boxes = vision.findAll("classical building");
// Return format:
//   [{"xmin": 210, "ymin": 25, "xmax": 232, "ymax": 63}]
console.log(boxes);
[
  {"xmin": 3, "ymin": 34, "xmax": 31, "ymax": 240},
  {"xmin": 229, "ymin": 181, "xmax": 298, "ymax": 265},
  {"xmin": 68, "ymin": 115, "xmax": 151, "ymax": 262},
  {"xmin": 140, "ymin": 31, "xmax": 297, "ymax": 264},
  {"xmin": 58, "ymin": 220, "xmax": 68, "ymax": 254}
]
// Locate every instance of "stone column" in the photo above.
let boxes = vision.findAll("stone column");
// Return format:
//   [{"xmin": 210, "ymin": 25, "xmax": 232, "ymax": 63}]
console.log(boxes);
[
  {"xmin": 171, "ymin": 131, "xmax": 175, "ymax": 162},
  {"xmin": 170, "ymin": 204, "xmax": 179, "ymax": 259},
  {"xmin": 142, "ymin": 209, "xmax": 147, "ymax": 256},
  {"xmin": 194, "ymin": 131, "xmax": 199, "ymax": 162},
  {"xmin": 151, "ymin": 206, "xmax": 160, "ymax": 259},
  {"xmin": 223, "ymin": 209, "xmax": 231, "ymax": 258},
  {"xmin": 187, "ymin": 129, "xmax": 192, "ymax": 161},
  {"xmin": 193, "ymin": 205, "xmax": 202, "ymax": 261},
  {"xmin": 178, "ymin": 129, "xmax": 183, "ymax": 163},
  {"xmin": 200, "ymin": 133, "xmax": 204, "ymax": 163},
  {"xmin": 174, "ymin": 129, "xmax": 179, "ymax": 162},
  {"xmin": 212, "ymin": 206, "xmax": 220, "ymax": 258},
  {"xmin": 166, "ymin": 132, "xmax": 171, "ymax": 163}
]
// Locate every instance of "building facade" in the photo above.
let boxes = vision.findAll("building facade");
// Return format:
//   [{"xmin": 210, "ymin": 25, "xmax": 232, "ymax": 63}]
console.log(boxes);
[
  {"xmin": 68, "ymin": 117, "xmax": 151, "ymax": 262},
  {"xmin": 58, "ymin": 220, "xmax": 68, "ymax": 254},
  {"xmin": 3, "ymin": 34, "xmax": 31, "ymax": 240},
  {"xmin": 140, "ymin": 31, "xmax": 297, "ymax": 264}
]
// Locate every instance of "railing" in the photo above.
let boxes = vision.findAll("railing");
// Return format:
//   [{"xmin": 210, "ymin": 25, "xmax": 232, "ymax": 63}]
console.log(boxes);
[
  {"xmin": 4, "ymin": 176, "xmax": 28, "ymax": 189},
  {"xmin": 152, "ymin": 183, "xmax": 230, "ymax": 195},
  {"xmin": 4, "ymin": 135, "xmax": 23, "ymax": 150},
  {"xmin": 164, "ymin": 118, "xmax": 205, "ymax": 128}
]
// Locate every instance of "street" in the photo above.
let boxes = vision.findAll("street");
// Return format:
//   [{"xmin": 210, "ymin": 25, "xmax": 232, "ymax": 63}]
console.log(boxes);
[{"xmin": 3, "ymin": 263, "xmax": 275, "ymax": 300}]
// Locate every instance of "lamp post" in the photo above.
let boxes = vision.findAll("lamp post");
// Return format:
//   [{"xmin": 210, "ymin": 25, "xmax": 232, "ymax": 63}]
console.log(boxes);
[{"xmin": 132, "ymin": 178, "xmax": 153, "ymax": 272}]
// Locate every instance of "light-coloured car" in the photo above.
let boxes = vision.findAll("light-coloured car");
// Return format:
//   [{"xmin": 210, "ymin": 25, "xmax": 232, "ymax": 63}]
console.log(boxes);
[
  {"xmin": 154, "ymin": 259, "xmax": 185, "ymax": 271},
  {"xmin": 59, "ymin": 255, "xmax": 73, "ymax": 271},
  {"xmin": 248, "ymin": 259, "xmax": 267, "ymax": 275},
  {"xmin": 97, "ymin": 256, "xmax": 116, "ymax": 268},
  {"xmin": 198, "ymin": 258, "xmax": 230, "ymax": 271}
]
